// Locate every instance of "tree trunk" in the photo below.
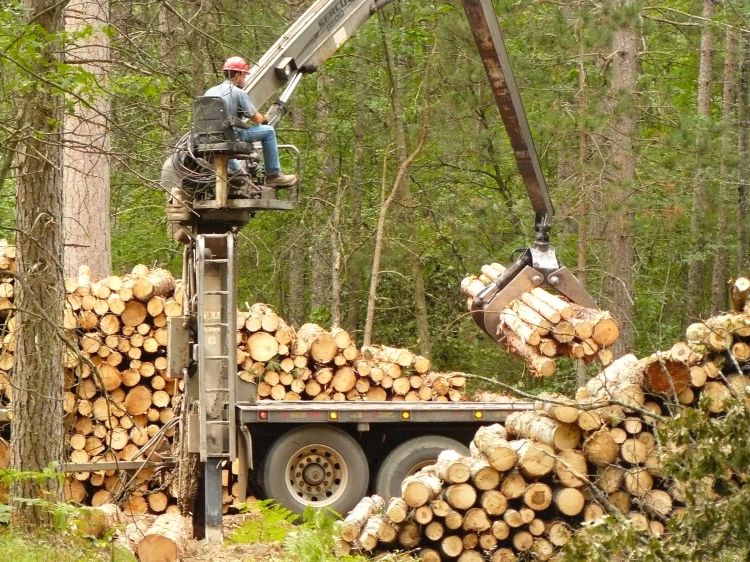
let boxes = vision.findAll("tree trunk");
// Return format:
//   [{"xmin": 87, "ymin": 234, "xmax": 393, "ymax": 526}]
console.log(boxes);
[
  {"xmin": 62, "ymin": 0, "xmax": 111, "ymax": 279},
  {"xmin": 158, "ymin": 2, "xmax": 177, "ymax": 143},
  {"xmin": 311, "ymin": 74, "xmax": 335, "ymax": 321},
  {"xmin": 12, "ymin": 0, "xmax": 68, "ymax": 528},
  {"xmin": 686, "ymin": 0, "xmax": 716, "ymax": 320},
  {"xmin": 738, "ymin": 35, "xmax": 750, "ymax": 271},
  {"xmin": 330, "ymin": 178, "xmax": 344, "ymax": 326},
  {"xmin": 710, "ymin": 28, "xmax": 738, "ymax": 313},
  {"xmin": 602, "ymin": 0, "xmax": 640, "ymax": 356},
  {"xmin": 572, "ymin": 1, "xmax": 592, "ymax": 388},
  {"xmin": 345, "ymin": 68, "xmax": 368, "ymax": 333},
  {"xmin": 285, "ymin": 107, "xmax": 308, "ymax": 326},
  {"xmin": 372, "ymin": 9, "xmax": 432, "ymax": 356},
  {"xmin": 362, "ymin": 112, "xmax": 429, "ymax": 347}
]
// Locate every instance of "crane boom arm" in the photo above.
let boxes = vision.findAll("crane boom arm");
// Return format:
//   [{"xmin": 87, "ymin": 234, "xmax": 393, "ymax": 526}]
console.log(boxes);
[
  {"xmin": 460, "ymin": 0, "xmax": 553, "ymax": 221},
  {"xmin": 243, "ymin": 0, "xmax": 379, "ymax": 111},
  {"xmin": 242, "ymin": 0, "xmax": 553, "ymax": 222}
]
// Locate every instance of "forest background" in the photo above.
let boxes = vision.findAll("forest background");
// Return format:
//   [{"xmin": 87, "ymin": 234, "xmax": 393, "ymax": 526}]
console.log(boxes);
[{"xmin": 1, "ymin": 0, "xmax": 749, "ymax": 401}]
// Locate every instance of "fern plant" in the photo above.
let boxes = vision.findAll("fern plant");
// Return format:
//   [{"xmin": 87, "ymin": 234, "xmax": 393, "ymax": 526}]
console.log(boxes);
[
  {"xmin": 279, "ymin": 506, "xmax": 358, "ymax": 562},
  {"xmin": 228, "ymin": 499, "xmax": 299, "ymax": 544}
]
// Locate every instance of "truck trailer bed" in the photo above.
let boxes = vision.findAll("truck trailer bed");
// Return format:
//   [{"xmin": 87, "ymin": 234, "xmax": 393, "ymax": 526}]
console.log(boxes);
[{"xmin": 236, "ymin": 399, "xmax": 533, "ymax": 424}]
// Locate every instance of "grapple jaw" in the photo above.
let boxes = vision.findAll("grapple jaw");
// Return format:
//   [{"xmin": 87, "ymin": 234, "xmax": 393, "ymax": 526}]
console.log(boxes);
[{"xmin": 470, "ymin": 244, "xmax": 596, "ymax": 342}]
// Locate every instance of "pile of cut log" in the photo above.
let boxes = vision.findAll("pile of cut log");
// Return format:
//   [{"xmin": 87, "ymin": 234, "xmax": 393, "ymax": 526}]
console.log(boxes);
[
  {"xmin": 237, "ymin": 303, "xmax": 466, "ymax": 402},
  {"xmin": 338, "ymin": 276, "xmax": 750, "ymax": 560},
  {"xmin": 60, "ymin": 264, "xmax": 185, "ymax": 514},
  {"xmin": 461, "ymin": 263, "xmax": 620, "ymax": 376},
  {"xmin": 0, "ymin": 241, "xmax": 16, "ymax": 408},
  {"xmin": 0, "ymin": 243, "xmax": 473, "ymax": 516}
]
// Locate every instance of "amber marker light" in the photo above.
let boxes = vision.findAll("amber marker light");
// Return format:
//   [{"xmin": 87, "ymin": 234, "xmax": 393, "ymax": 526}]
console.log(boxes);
[
  {"xmin": 474, "ymin": 411, "xmax": 484, "ymax": 419},
  {"xmin": 329, "ymin": 411, "xmax": 338, "ymax": 420},
  {"xmin": 401, "ymin": 411, "xmax": 411, "ymax": 420}
]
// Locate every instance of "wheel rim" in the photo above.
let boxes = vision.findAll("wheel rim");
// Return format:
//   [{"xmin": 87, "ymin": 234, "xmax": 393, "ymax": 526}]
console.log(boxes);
[
  {"xmin": 408, "ymin": 459, "xmax": 435, "ymax": 476},
  {"xmin": 284, "ymin": 443, "xmax": 348, "ymax": 507}
]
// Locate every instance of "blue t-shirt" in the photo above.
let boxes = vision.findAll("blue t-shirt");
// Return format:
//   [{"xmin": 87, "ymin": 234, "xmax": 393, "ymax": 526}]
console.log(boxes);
[{"xmin": 203, "ymin": 80, "xmax": 257, "ymax": 120}]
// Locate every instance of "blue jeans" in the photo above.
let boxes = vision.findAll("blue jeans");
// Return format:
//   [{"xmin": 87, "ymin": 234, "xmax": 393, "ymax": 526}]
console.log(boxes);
[{"xmin": 230, "ymin": 125, "xmax": 281, "ymax": 175}]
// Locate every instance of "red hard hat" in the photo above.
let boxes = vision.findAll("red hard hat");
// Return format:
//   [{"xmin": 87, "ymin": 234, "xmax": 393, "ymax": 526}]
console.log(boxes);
[{"xmin": 222, "ymin": 56, "xmax": 250, "ymax": 73}]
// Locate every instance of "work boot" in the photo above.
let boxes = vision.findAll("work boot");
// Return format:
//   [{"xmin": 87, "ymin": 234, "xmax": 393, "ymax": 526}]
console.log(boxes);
[{"xmin": 265, "ymin": 172, "xmax": 297, "ymax": 188}]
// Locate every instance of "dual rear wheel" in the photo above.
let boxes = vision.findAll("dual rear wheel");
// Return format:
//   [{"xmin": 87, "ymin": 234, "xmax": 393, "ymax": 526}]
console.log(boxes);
[{"xmin": 261, "ymin": 425, "xmax": 468, "ymax": 514}]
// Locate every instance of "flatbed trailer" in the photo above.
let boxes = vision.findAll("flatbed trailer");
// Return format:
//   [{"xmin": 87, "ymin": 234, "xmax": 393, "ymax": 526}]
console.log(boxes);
[{"xmin": 232, "ymin": 399, "xmax": 533, "ymax": 516}]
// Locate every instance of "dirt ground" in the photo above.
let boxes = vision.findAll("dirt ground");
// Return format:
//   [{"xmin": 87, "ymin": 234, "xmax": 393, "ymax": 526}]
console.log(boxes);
[
  {"xmin": 122, "ymin": 512, "xmax": 285, "ymax": 562},
  {"xmin": 180, "ymin": 514, "xmax": 285, "ymax": 562}
]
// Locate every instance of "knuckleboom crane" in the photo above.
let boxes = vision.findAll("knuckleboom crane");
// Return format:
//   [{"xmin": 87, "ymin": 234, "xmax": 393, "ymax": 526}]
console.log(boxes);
[{"xmin": 164, "ymin": 0, "xmax": 595, "ymax": 541}]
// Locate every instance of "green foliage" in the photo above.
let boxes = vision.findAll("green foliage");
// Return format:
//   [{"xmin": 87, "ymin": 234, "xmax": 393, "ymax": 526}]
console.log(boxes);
[
  {"xmin": 0, "ymin": 465, "xmax": 74, "ymax": 530},
  {"xmin": 0, "ymin": 469, "xmax": 135, "ymax": 560},
  {"xmin": 562, "ymin": 398, "xmax": 750, "ymax": 561},
  {"xmin": 0, "ymin": 527, "xmax": 136, "ymax": 562},
  {"xmin": 228, "ymin": 499, "xmax": 299, "ymax": 545},
  {"xmin": 277, "ymin": 506, "xmax": 370, "ymax": 562},
  {"xmin": 4, "ymin": 0, "xmax": 747, "ymax": 396},
  {"xmin": 0, "ymin": 503, "xmax": 10, "ymax": 525}
]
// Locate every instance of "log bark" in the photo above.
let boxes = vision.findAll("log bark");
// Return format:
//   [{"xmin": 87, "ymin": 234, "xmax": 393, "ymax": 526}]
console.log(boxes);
[
  {"xmin": 498, "ymin": 325, "xmax": 556, "ymax": 377},
  {"xmin": 297, "ymin": 323, "xmax": 337, "ymax": 364},
  {"xmin": 469, "ymin": 458, "xmax": 500, "ymax": 491},
  {"xmin": 469, "ymin": 424, "xmax": 517, "ymax": 471},
  {"xmin": 583, "ymin": 427, "xmax": 620, "ymax": 466},
  {"xmin": 358, "ymin": 515, "xmax": 383, "ymax": 551},
  {"xmin": 432, "ymin": 449, "xmax": 472, "ymax": 484},
  {"xmin": 505, "ymin": 411, "xmax": 581, "ymax": 450},
  {"xmin": 385, "ymin": 497, "xmax": 408, "ymax": 524},
  {"xmin": 534, "ymin": 392, "xmax": 579, "ymax": 423}
]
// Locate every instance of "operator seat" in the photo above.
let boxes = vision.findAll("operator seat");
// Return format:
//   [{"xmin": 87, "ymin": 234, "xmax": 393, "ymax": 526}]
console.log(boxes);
[{"xmin": 191, "ymin": 96, "xmax": 259, "ymax": 163}]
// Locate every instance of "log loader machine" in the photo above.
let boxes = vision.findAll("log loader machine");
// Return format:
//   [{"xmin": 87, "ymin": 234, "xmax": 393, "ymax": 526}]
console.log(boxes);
[{"xmin": 160, "ymin": 0, "xmax": 596, "ymax": 541}]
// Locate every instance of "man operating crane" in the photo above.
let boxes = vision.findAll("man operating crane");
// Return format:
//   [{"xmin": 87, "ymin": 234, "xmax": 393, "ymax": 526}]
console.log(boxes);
[{"xmin": 204, "ymin": 56, "xmax": 297, "ymax": 189}]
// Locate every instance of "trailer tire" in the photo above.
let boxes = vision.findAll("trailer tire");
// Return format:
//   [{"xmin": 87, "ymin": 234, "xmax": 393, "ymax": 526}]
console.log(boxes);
[
  {"xmin": 375, "ymin": 435, "xmax": 469, "ymax": 500},
  {"xmin": 261, "ymin": 425, "xmax": 368, "ymax": 515}
]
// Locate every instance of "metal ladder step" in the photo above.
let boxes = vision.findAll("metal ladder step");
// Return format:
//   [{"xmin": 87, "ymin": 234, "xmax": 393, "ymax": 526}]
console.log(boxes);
[{"xmin": 195, "ymin": 233, "xmax": 237, "ymax": 462}]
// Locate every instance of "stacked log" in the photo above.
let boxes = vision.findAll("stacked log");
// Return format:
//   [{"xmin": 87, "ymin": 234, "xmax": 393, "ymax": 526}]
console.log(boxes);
[
  {"xmin": 236, "ymin": 310, "xmax": 467, "ymax": 403},
  {"xmin": 0, "ymin": 243, "xmax": 475, "ymax": 516},
  {"xmin": 340, "ymin": 422, "xmax": 587, "ymax": 560},
  {"xmin": 61, "ymin": 264, "xmax": 183, "ymax": 514},
  {"xmin": 0, "ymin": 257, "xmax": 185, "ymax": 514},
  {"xmin": 0, "ymin": 241, "xmax": 15, "ymax": 408},
  {"xmin": 337, "ymin": 366, "xmax": 670, "ymax": 559},
  {"xmin": 340, "ymin": 278, "xmax": 750, "ymax": 559},
  {"xmin": 461, "ymin": 262, "xmax": 620, "ymax": 375}
]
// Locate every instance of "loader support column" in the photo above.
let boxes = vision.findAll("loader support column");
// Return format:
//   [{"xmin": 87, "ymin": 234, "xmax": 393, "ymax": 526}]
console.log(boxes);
[{"xmin": 194, "ymin": 457, "xmax": 224, "ymax": 541}]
